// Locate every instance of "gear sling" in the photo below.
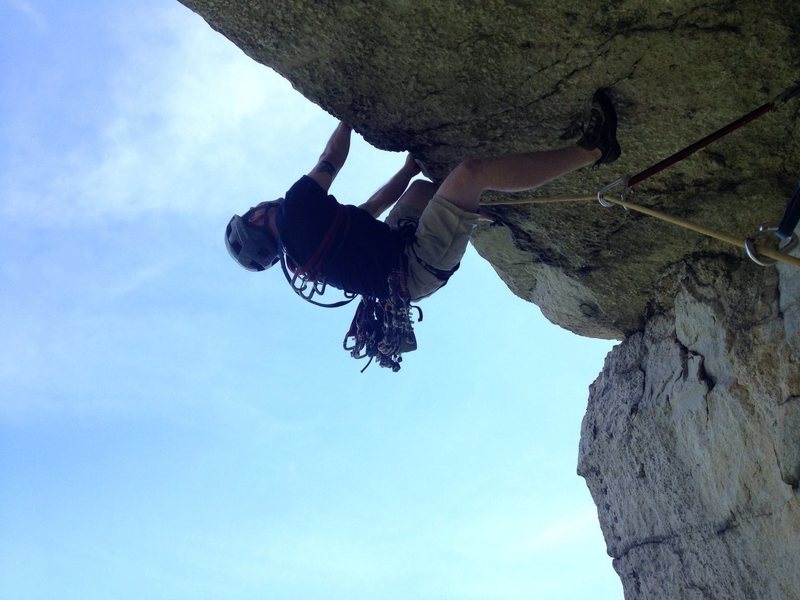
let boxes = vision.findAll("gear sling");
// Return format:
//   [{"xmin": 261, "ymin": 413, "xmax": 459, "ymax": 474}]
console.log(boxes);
[{"xmin": 277, "ymin": 205, "xmax": 427, "ymax": 372}]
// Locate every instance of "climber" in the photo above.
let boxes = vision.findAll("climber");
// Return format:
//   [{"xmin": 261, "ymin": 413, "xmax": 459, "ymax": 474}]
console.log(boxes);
[{"xmin": 224, "ymin": 88, "xmax": 621, "ymax": 368}]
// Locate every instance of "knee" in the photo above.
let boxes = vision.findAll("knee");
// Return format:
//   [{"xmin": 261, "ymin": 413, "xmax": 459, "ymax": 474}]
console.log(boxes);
[
  {"xmin": 408, "ymin": 179, "xmax": 437, "ymax": 197},
  {"xmin": 395, "ymin": 178, "xmax": 437, "ymax": 213},
  {"xmin": 438, "ymin": 158, "xmax": 486, "ymax": 200},
  {"xmin": 450, "ymin": 158, "xmax": 485, "ymax": 187}
]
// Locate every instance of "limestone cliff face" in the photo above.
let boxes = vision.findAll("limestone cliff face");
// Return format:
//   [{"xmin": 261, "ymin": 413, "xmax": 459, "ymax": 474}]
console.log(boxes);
[
  {"xmin": 178, "ymin": 1, "xmax": 800, "ymax": 597},
  {"xmin": 578, "ymin": 256, "xmax": 800, "ymax": 599}
]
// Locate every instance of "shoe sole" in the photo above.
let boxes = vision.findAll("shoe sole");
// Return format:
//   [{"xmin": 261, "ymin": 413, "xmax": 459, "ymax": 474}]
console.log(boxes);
[{"xmin": 592, "ymin": 89, "xmax": 621, "ymax": 165}]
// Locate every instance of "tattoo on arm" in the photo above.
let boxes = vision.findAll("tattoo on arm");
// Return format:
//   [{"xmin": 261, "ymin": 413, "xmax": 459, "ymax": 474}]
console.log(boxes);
[{"xmin": 314, "ymin": 160, "xmax": 337, "ymax": 177}]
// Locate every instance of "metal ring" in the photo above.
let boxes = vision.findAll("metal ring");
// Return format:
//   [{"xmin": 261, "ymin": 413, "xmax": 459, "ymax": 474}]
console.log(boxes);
[
  {"xmin": 781, "ymin": 232, "xmax": 799, "ymax": 255},
  {"xmin": 597, "ymin": 176, "xmax": 630, "ymax": 208},
  {"xmin": 744, "ymin": 237, "xmax": 776, "ymax": 266},
  {"xmin": 597, "ymin": 195, "xmax": 615, "ymax": 208},
  {"xmin": 744, "ymin": 224, "xmax": 800, "ymax": 267}
]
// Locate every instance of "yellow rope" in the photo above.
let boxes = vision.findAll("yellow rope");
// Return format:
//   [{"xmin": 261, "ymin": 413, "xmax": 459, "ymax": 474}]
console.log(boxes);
[
  {"xmin": 482, "ymin": 194, "xmax": 597, "ymax": 205},
  {"xmin": 479, "ymin": 195, "xmax": 800, "ymax": 269}
]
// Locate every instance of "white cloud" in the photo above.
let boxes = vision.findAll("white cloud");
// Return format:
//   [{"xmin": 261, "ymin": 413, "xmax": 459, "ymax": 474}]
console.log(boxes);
[
  {"xmin": 447, "ymin": 503, "xmax": 603, "ymax": 562},
  {"xmin": 5, "ymin": 0, "xmax": 46, "ymax": 32},
  {"xmin": 0, "ymin": 323, "xmax": 39, "ymax": 381},
  {"xmin": 100, "ymin": 259, "xmax": 176, "ymax": 301},
  {"xmin": 259, "ymin": 533, "xmax": 404, "ymax": 588},
  {"xmin": 522, "ymin": 506, "xmax": 601, "ymax": 552},
  {"xmin": 3, "ymin": 2, "xmax": 329, "ymax": 224}
]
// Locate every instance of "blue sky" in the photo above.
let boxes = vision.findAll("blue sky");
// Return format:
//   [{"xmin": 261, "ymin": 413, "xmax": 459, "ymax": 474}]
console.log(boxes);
[{"xmin": 0, "ymin": 1, "xmax": 621, "ymax": 599}]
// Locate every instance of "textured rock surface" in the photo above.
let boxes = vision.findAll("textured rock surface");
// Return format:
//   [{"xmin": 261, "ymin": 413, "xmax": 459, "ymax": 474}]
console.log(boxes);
[
  {"xmin": 578, "ymin": 255, "xmax": 800, "ymax": 599},
  {"xmin": 177, "ymin": 2, "xmax": 800, "ymax": 597},
  {"xmin": 179, "ymin": 0, "xmax": 800, "ymax": 338}
]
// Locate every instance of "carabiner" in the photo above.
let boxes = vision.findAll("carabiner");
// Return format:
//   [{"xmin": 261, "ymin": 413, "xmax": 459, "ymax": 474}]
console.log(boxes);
[
  {"xmin": 744, "ymin": 224, "xmax": 799, "ymax": 267},
  {"xmin": 597, "ymin": 176, "xmax": 631, "ymax": 208}
]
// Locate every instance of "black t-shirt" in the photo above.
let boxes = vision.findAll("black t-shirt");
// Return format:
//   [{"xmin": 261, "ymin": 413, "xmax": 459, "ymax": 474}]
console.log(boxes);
[{"xmin": 276, "ymin": 176, "xmax": 404, "ymax": 299}]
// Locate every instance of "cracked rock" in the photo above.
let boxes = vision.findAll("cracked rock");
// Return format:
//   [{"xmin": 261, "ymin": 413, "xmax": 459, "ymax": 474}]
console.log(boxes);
[{"xmin": 578, "ymin": 256, "xmax": 800, "ymax": 599}]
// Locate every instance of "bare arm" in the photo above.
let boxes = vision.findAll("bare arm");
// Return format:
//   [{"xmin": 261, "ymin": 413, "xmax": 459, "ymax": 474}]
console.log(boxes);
[
  {"xmin": 359, "ymin": 154, "xmax": 421, "ymax": 218},
  {"xmin": 307, "ymin": 122, "xmax": 352, "ymax": 191}
]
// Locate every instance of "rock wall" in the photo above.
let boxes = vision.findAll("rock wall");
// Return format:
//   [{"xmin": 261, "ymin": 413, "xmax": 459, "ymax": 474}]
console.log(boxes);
[
  {"xmin": 176, "ymin": 1, "xmax": 800, "ymax": 597},
  {"xmin": 578, "ymin": 255, "xmax": 800, "ymax": 599},
  {"xmin": 179, "ymin": 0, "xmax": 800, "ymax": 339}
]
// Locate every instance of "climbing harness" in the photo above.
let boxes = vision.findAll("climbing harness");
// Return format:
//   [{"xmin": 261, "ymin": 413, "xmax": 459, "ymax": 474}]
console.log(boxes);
[
  {"xmin": 343, "ymin": 269, "xmax": 422, "ymax": 372},
  {"xmin": 480, "ymin": 82, "xmax": 800, "ymax": 269},
  {"xmin": 277, "ymin": 209, "xmax": 421, "ymax": 371},
  {"xmin": 342, "ymin": 219, "xmax": 423, "ymax": 372},
  {"xmin": 280, "ymin": 240, "xmax": 422, "ymax": 371}
]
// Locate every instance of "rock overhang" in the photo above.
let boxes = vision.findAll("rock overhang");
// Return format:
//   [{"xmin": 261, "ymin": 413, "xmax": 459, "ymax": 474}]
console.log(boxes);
[{"xmin": 179, "ymin": 0, "xmax": 800, "ymax": 338}]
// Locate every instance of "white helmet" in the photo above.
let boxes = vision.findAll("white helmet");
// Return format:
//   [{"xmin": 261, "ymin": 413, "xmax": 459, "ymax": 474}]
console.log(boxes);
[{"xmin": 224, "ymin": 203, "xmax": 281, "ymax": 272}]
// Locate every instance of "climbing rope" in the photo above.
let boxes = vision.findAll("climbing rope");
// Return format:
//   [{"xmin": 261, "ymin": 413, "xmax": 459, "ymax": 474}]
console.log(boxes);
[
  {"xmin": 625, "ymin": 83, "xmax": 800, "ymax": 190},
  {"xmin": 480, "ymin": 82, "xmax": 800, "ymax": 269},
  {"xmin": 481, "ymin": 192, "xmax": 800, "ymax": 268}
]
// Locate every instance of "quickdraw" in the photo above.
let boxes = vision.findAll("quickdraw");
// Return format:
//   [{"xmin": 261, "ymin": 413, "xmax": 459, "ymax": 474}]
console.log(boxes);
[
  {"xmin": 480, "ymin": 82, "xmax": 800, "ymax": 269},
  {"xmin": 275, "ymin": 205, "xmax": 423, "ymax": 371},
  {"xmin": 750, "ymin": 180, "xmax": 800, "ymax": 264},
  {"xmin": 343, "ymin": 269, "xmax": 422, "ymax": 372},
  {"xmin": 595, "ymin": 82, "xmax": 800, "ymax": 267}
]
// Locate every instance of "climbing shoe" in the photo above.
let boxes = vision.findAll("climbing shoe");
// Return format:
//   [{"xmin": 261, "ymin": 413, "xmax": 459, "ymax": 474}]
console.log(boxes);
[{"xmin": 578, "ymin": 88, "xmax": 621, "ymax": 166}]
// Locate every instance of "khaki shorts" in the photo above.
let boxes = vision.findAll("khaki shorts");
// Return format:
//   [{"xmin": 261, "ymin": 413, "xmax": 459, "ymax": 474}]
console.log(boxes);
[{"xmin": 385, "ymin": 195, "xmax": 479, "ymax": 301}]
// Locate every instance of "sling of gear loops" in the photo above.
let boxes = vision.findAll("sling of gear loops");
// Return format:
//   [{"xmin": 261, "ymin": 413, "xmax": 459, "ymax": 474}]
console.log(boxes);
[
  {"xmin": 279, "ymin": 205, "xmax": 359, "ymax": 307},
  {"xmin": 277, "ymin": 205, "xmax": 422, "ymax": 371},
  {"xmin": 343, "ymin": 269, "xmax": 423, "ymax": 373}
]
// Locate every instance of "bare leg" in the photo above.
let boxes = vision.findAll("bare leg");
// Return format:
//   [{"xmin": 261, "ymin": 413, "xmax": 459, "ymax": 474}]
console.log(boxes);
[
  {"xmin": 436, "ymin": 144, "xmax": 601, "ymax": 213},
  {"xmin": 383, "ymin": 179, "xmax": 438, "ymax": 229},
  {"xmin": 395, "ymin": 179, "xmax": 437, "ymax": 213}
]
